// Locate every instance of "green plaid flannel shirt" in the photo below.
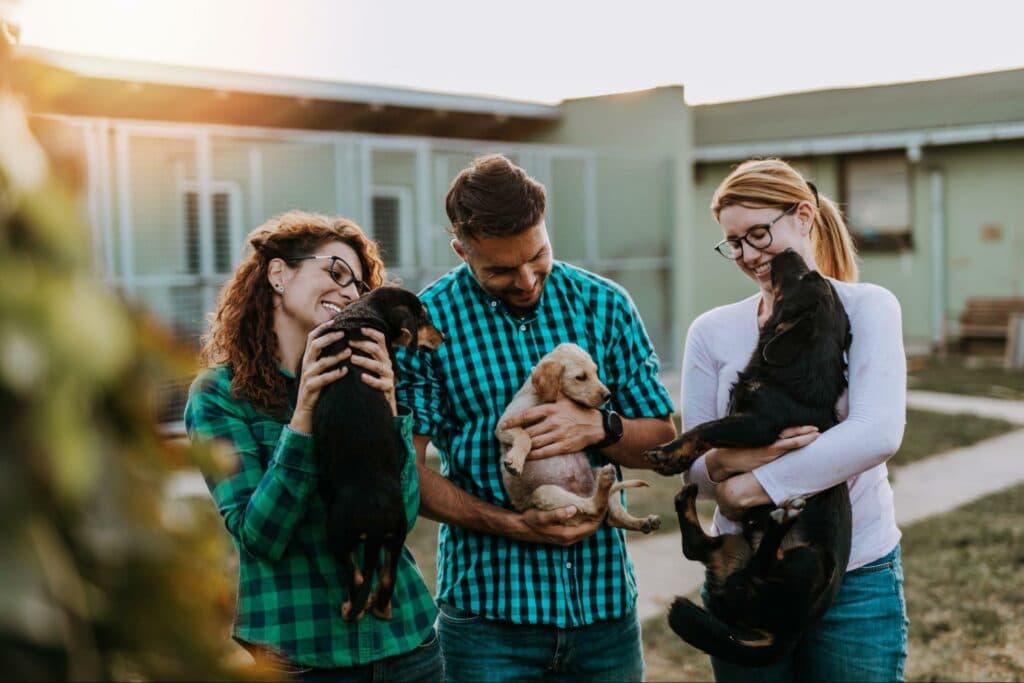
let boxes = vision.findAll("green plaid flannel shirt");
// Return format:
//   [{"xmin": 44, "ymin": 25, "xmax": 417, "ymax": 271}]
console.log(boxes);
[
  {"xmin": 396, "ymin": 261, "xmax": 675, "ymax": 627},
  {"xmin": 184, "ymin": 365, "xmax": 437, "ymax": 668}
]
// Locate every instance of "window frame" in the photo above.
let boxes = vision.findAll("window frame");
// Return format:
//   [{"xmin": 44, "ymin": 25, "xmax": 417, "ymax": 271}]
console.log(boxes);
[
  {"xmin": 839, "ymin": 152, "xmax": 914, "ymax": 252},
  {"xmin": 370, "ymin": 185, "xmax": 415, "ymax": 267},
  {"xmin": 177, "ymin": 179, "xmax": 244, "ymax": 277}
]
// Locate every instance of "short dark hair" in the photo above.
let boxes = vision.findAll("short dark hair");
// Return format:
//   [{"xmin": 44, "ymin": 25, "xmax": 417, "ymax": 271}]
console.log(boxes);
[{"xmin": 445, "ymin": 154, "xmax": 547, "ymax": 242}]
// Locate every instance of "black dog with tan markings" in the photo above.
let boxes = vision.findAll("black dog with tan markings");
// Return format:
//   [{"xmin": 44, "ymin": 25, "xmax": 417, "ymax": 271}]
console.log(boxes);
[
  {"xmin": 645, "ymin": 249, "xmax": 853, "ymax": 666},
  {"xmin": 313, "ymin": 286, "xmax": 444, "ymax": 622}
]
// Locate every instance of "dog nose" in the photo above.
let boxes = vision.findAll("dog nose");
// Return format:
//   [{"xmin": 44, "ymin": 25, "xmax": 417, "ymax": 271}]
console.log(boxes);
[{"xmin": 602, "ymin": 392, "xmax": 612, "ymax": 403}]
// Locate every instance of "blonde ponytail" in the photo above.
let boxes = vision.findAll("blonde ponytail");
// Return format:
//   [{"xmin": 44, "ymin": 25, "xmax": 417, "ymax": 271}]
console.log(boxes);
[
  {"xmin": 712, "ymin": 158, "xmax": 859, "ymax": 282},
  {"xmin": 812, "ymin": 194, "xmax": 858, "ymax": 282}
]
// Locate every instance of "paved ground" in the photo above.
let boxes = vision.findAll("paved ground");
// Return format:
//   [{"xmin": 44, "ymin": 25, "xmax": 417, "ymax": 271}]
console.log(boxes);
[{"xmin": 629, "ymin": 389, "xmax": 1024, "ymax": 623}]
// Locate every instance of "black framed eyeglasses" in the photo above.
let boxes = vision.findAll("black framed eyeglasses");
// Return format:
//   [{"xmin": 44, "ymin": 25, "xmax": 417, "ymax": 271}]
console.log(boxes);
[
  {"xmin": 713, "ymin": 204, "xmax": 798, "ymax": 260},
  {"xmin": 287, "ymin": 255, "xmax": 370, "ymax": 294}
]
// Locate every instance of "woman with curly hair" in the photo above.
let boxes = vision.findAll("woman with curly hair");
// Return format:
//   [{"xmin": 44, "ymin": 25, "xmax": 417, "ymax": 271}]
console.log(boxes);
[{"xmin": 185, "ymin": 210, "xmax": 440, "ymax": 682}]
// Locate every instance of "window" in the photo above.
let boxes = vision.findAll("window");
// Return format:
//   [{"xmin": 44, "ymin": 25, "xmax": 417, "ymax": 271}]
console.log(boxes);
[
  {"xmin": 181, "ymin": 181, "xmax": 242, "ymax": 275},
  {"xmin": 841, "ymin": 154, "xmax": 913, "ymax": 250},
  {"xmin": 371, "ymin": 186, "xmax": 414, "ymax": 266}
]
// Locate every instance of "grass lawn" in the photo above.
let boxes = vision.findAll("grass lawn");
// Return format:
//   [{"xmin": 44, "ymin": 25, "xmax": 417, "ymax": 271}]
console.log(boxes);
[
  {"xmin": 909, "ymin": 355, "xmax": 1024, "ymax": 400},
  {"xmin": 643, "ymin": 483, "xmax": 1024, "ymax": 682}
]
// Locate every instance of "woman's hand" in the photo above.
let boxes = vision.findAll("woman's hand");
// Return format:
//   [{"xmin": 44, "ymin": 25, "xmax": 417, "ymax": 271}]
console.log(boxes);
[
  {"xmin": 705, "ymin": 426, "xmax": 820, "ymax": 482},
  {"xmin": 715, "ymin": 472, "xmax": 772, "ymax": 521},
  {"xmin": 290, "ymin": 321, "xmax": 351, "ymax": 434},
  {"xmin": 348, "ymin": 328, "xmax": 397, "ymax": 416}
]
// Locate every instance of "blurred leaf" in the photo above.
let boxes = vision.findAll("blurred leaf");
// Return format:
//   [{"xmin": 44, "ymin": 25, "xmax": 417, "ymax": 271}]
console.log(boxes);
[{"xmin": 0, "ymin": 38, "xmax": 267, "ymax": 681}]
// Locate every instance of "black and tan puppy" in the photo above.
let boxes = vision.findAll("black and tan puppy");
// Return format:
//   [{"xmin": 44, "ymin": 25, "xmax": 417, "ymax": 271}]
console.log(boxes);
[
  {"xmin": 644, "ymin": 248, "xmax": 853, "ymax": 666},
  {"xmin": 313, "ymin": 286, "xmax": 443, "ymax": 622}
]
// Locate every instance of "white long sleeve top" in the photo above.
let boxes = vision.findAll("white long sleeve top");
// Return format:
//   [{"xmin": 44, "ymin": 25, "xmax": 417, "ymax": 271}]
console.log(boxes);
[{"xmin": 683, "ymin": 279, "xmax": 906, "ymax": 570}]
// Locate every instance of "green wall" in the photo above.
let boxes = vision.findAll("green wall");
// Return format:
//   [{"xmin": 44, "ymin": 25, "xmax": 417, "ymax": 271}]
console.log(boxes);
[{"xmin": 528, "ymin": 86, "xmax": 692, "ymax": 365}]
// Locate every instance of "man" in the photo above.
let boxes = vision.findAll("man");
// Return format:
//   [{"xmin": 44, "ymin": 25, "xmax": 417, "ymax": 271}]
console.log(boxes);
[{"xmin": 395, "ymin": 154, "xmax": 676, "ymax": 682}]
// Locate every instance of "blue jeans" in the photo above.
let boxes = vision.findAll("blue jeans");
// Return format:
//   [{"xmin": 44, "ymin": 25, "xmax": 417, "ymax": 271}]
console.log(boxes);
[
  {"xmin": 705, "ymin": 544, "xmax": 909, "ymax": 683},
  {"xmin": 256, "ymin": 628, "xmax": 443, "ymax": 683},
  {"xmin": 437, "ymin": 603, "xmax": 644, "ymax": 682}
]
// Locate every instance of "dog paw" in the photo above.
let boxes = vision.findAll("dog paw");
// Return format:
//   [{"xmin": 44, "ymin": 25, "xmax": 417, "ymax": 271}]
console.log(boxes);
[
  {"xmin": 640, "ymin": 515, "xmax": 661, "ymax": 534},
  {"xmin": 769, "ymin": 497, "xmax": 805, "ymax": 525},
  {"xmin": 645, "ymin": 445, "xmax": 689, "ymax": 476},
  {"xmin": 596, "ymin": 463, "xmax": 616, "ymax": 487},
  {"xmin": 673, "ymin": 483, "xmax": 700, "ymax": 510},
  {"xmin": 371, "ymin": 602, "xmax": 393, "ymax": 620}
]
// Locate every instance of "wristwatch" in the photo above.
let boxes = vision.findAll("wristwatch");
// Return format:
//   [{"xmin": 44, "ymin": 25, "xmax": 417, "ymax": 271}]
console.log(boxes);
[{"xmin": 594, "ymin": 409, "xmax": 624, "ymax": 449}]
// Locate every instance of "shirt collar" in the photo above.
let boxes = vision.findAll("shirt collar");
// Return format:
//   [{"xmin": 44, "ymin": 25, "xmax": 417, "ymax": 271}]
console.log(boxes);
[{"xmin": 456, "ymin": 261, "xmax": 559, "ymax": 323}]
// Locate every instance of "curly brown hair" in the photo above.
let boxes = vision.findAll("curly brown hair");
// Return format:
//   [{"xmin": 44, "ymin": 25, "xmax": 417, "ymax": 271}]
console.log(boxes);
[{"xmin": 200, "ymin": 210, "xmax": 386, "ymax": 416}]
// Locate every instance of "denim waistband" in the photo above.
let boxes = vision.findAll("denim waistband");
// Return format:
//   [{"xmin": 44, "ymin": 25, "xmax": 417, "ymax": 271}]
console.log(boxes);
[{"xmin": 854, "ymin": 543, "xmax": 901, "ymax": 571}]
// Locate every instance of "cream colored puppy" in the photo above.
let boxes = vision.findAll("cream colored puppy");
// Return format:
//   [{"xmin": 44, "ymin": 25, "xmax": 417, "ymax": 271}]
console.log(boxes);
[{"xmin": 495, "ymin": 343, "xmax": 660, "ymax": 533}]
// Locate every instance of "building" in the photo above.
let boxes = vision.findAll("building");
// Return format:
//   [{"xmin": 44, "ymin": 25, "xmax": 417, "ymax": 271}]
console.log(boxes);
[
  {"xmin": 16, "ymin": 47, "xmax": 685, "ymax": 376},
  {"xmin": 16, "ymin": 46, "xmax": 1024, "ymax": 410},
  {"xmin": 692, "ymin": 70, "xmax": 1024, "ymax": 352}
]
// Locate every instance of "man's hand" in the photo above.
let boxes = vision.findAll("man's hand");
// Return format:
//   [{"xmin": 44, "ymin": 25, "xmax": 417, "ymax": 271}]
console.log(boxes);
[
  {"xmin": 499, "ymin": 394, "xmax": 604, "ymax": 459},
  {"xmin": 517, "ymin": 505, "xmax": 602, "ymax": 546}
]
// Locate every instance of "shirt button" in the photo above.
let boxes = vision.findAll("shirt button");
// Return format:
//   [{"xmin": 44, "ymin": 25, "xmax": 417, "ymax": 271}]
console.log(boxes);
[
  {"xmin": 566, "ymin": 561, "xmax": 572, "ymax": 569},
  {"xmin": 490, "ymin": 301, "xmax": 498, "ymax": 308},
  {"xmin": 520, "ymin": 324, "xmax": 527, "ymax": 331}
]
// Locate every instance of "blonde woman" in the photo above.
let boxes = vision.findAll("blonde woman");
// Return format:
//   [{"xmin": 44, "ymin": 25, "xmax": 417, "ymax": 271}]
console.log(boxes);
[{"xmin": 681, "ymin": 159, "xmax": 908, "ymax": 682}]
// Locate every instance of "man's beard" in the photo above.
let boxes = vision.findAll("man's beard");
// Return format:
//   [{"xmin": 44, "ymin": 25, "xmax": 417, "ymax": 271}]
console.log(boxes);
[{"xmin": 499, "ymin": 271, "xmax": 549, "ymax": 316}]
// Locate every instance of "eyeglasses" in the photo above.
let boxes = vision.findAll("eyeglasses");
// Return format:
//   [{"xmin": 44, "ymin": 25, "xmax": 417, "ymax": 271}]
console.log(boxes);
[
  {"xmin": 287, "ymin": 255, "xmax": 370, "ymax": 294},
  {"xmin": 713, "ymin": 204, "xmax": 798, "ymax": 260}
]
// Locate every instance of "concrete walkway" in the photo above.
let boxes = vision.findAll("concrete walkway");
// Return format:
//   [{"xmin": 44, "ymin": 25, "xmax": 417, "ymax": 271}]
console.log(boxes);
[{"xmin": 629, "ymin": 390, "xmax": 1024, "ymax": 623}]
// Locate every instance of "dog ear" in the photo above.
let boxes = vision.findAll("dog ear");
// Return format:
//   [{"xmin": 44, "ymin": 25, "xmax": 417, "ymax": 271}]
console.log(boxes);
[
  {"xmin": 531, "ymin": 359, "xmax": 562, "ymax": 403},
  {"xmin": 762, "ymin": 317, "xmax": 813, "ymax": 366},
  {"xmin": 388, "ymin": 306, "xmax": 419, "ymax": 348}
]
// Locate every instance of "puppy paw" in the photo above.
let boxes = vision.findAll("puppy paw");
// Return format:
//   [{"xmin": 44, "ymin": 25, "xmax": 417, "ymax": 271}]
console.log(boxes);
[
  {"xmin": 371, "ymin": 601, "xmax": 393, "ymax": 620},
  {"xmin": 596, "ymin": 463, "xmax": 616, "ymax": 487},
  {"xmin": 645, "ymin": 441, "xmax": 693, "ymax": 476},
  {"xmin": 673, "ymin": 483, "xmax": 700, "ymax": 511},
  {"xmin": 640, "ymin": 514, "xmax": 661, "ymax": 534},
  {"xmin": 769, "ymin": 497, "xmax": 805, "ymax": 525}
]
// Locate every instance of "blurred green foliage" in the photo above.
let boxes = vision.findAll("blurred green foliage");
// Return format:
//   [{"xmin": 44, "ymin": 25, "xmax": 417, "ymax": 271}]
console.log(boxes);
[{"xmin": 0, "ymin": 22, "xmax": 266, "ymax": 682}]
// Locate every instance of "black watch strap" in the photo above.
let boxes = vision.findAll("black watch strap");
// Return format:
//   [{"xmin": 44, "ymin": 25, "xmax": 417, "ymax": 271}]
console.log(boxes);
[{"xmin": 594, "ymin": 409, "xmax": 624, "ymax": 449}]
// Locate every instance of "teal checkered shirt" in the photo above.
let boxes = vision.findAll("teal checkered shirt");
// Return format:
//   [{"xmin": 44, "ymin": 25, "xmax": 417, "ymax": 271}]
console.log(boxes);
[
  {"xmin": 184, "ymin": 365, "xmax": 437, "ymax": 667},
  {"xmin": 395, "ymin": 261, "xmax": 675, "ymax": 628}
]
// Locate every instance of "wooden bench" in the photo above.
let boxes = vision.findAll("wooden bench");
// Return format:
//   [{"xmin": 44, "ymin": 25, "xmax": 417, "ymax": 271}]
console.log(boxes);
[{"xmin": 959, "ymin": 297, "xmax": 1024, "ymax": 355}]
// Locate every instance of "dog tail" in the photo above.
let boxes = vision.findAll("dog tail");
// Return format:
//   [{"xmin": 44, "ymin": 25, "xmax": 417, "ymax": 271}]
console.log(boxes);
[
  {"xmin": 667, "ymin": 597, "xmax": 793, "ymax": 667},
  {"xmin": 610, "ymin": 479, "xmax": 650, "ymax": 493}
]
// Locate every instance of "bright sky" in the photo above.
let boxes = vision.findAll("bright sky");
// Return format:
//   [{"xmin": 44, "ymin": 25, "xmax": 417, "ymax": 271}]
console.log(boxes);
[{"xmin": 13, "ymin": 0, "xmax": 1024, "ymax": 105}]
